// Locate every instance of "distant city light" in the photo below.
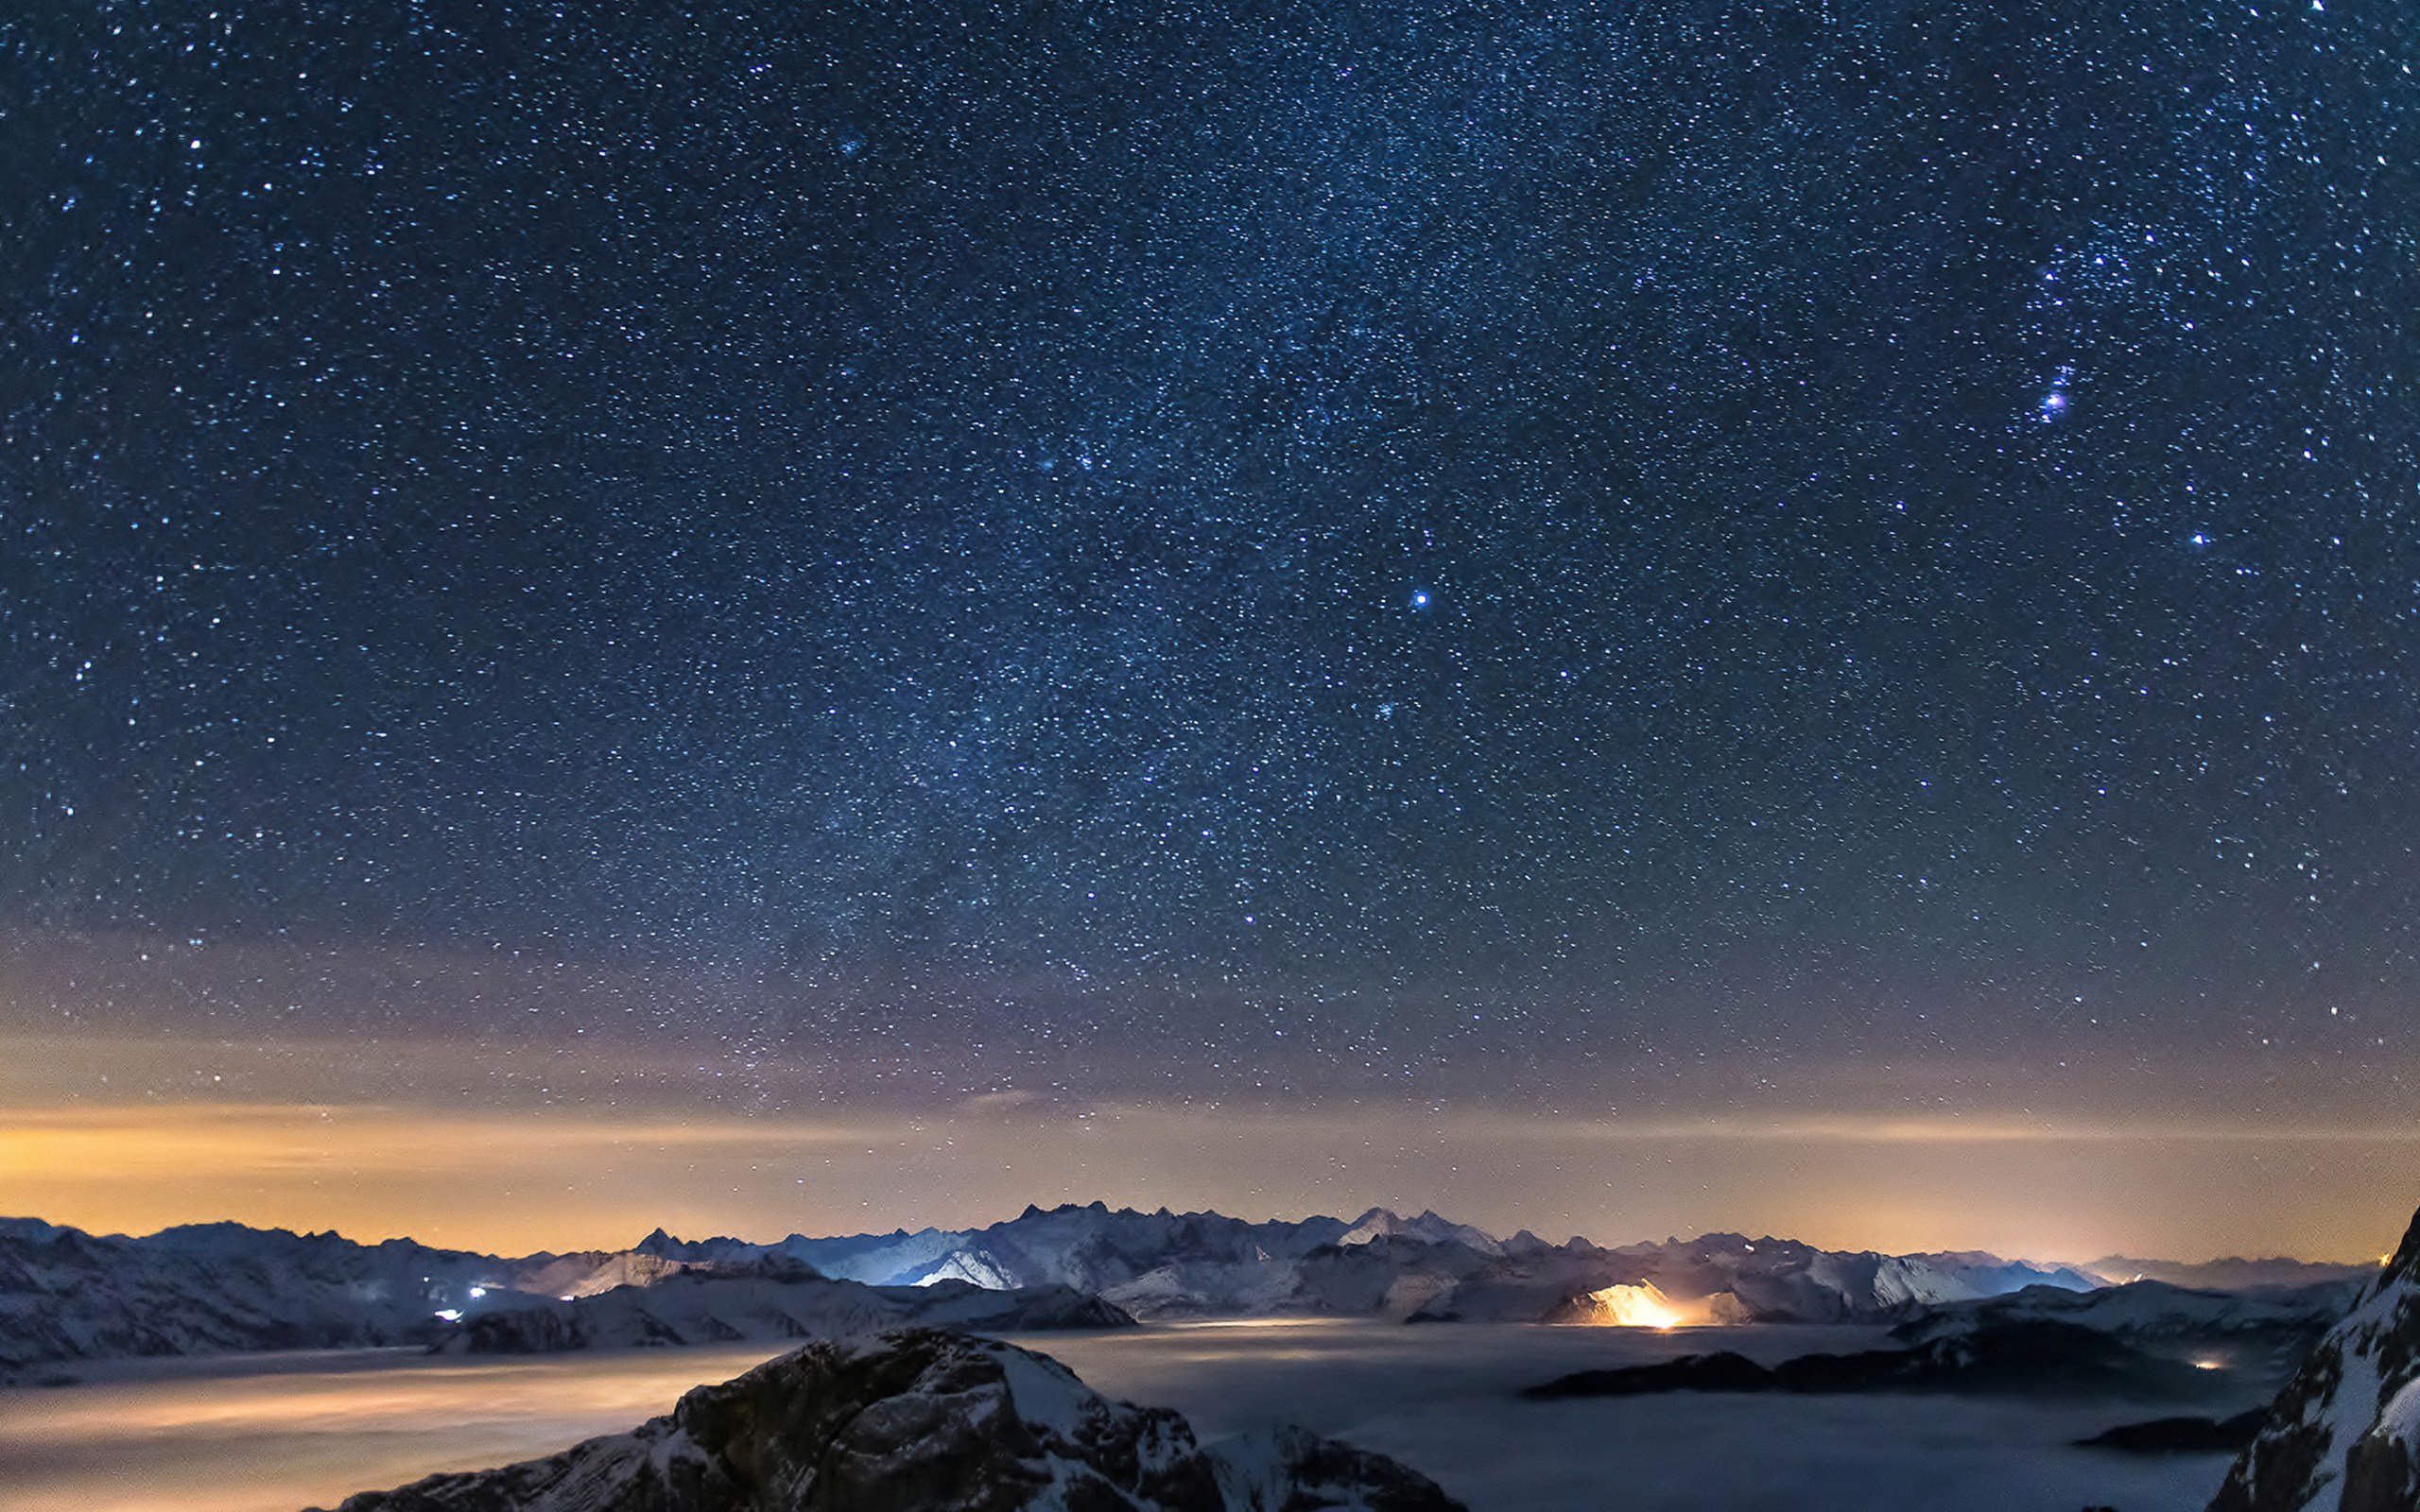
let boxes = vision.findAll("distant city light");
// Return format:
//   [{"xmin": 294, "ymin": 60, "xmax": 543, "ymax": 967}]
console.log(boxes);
[{"xmin": 1572, "ymin": 1282, "xmax": 1685, "ymax": 1330}]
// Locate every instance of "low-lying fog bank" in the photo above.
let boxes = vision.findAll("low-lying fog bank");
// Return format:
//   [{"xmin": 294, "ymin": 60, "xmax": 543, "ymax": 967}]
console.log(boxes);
[{"xmin": 0, "ymin": 1321, "xmax": 2256, "ymax": 1512}]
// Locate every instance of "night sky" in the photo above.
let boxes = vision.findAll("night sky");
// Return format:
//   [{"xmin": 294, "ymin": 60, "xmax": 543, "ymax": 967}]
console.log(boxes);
[{"xmin": 3, "ymin": 2, "xmax": 2415, "ymax": 1255}]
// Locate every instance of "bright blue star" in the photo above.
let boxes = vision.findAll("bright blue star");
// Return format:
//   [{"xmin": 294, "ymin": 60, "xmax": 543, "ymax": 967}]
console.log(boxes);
[{"xmin": 1409, "ymin": 590, "xmax": 1432, "ymax": 610}]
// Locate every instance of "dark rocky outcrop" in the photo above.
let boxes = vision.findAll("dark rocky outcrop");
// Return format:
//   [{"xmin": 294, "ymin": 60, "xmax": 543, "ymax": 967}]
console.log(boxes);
[
  {"xmin": 2077, "ymin": 1411, "xmax": 2268, "ymax": 1454},
  {"xmin": 1522, "ymin": 1349, "xmax": 1782, "ymax": 1399}
]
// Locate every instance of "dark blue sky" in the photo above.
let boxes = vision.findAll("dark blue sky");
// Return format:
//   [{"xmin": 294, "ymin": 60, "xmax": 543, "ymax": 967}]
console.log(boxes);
[{"xmin": 4, "ymin": 0, "xmax": 2415, "ymax": 1109}]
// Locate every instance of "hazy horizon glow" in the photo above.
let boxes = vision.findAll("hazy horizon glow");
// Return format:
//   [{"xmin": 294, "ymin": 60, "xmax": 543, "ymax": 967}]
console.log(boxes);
[{"xmin": 6, "ymin": 1033, "xmax": 2410, "ymax": 1263}]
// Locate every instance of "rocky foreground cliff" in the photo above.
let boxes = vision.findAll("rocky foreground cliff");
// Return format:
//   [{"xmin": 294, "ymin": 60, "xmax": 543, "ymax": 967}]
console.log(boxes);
[
  {"xmin": 2210, "ymin": 1207, "xmax": 2419, "ymax": 1512},
  {"xmin": 317, "ymin": 1327, "xmax": 1465, "ymax": 1512}
]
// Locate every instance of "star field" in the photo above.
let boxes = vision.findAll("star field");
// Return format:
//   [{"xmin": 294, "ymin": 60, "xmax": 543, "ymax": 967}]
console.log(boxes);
[{"xmin": 3, "ymin": 0, "xmax": 2416, "ymax": 1109}]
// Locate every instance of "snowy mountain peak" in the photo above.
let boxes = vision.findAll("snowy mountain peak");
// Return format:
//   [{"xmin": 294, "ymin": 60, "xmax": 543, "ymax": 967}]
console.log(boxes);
[
  {"xmin": 2209, "ymin": 1206, "xmax": 2419, "ymax": 1512},
  {"xmin": 1338, "ymin": 1207, "xmax": 1404, "ymax": 1244},
  {"xmin": 632, "ymin": 1227, "xmax": 683, "ymax": 1257}
]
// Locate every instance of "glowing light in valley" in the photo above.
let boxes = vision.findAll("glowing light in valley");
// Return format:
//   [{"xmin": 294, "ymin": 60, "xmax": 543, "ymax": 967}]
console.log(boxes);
[{"xmin": 1565, "ymin": 1282, "xmax": 1686, "ymax": 1330}]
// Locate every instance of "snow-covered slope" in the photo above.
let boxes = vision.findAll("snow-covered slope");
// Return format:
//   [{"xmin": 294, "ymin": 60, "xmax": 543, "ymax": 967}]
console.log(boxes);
[
  {"xmin": 316, "ymin": 1327, "xmax": 1466, "ymax": 1512},
  {"xmin": 2209, "ymin": 1207, "xmax": 2416, "ymax": 1512},
  {"xmin": 447, "ymin": 1261, "xmax": 1133, "ymax": 1352}
]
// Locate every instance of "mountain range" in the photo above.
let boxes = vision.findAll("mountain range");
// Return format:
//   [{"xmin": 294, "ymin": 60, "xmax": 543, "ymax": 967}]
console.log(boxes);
[
  {"xmin": 0, "ymin": 1201, "xmax": 2363, "ymax": 1377},
  {"xmin": 0, "ymin": 1215, "xmax": 1126, "ymax": 1375},
  {"xmin": 638, "ymin": 1201, "xmax": 2111, "ymax": 1326}
]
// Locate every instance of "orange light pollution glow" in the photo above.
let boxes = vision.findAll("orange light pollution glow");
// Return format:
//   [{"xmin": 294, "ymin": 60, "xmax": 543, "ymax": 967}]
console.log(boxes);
[
  {"xmin": 1, "ymin": 1030, "xmax": 2412, "ymax": 1263},
  {"xmin": 1564, "ymin": 1282, "xmax": 1691, "ymax": 1329}
]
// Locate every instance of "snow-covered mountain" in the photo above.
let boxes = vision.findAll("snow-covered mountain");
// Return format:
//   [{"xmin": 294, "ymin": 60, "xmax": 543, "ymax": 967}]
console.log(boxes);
[
  {"xmin": 0, "ymin": 1218, "xmax": 1125, "ymax": 1375},
  {"xmin": 0, "ymin": 1216, "xmax": 518, "ymax": 1369},
  {"xmin": 316, "ymin": 1327, "xmax": 1466, "ymax": 1512},
  {"xmin": 2209, "ymin": 1208, "xmax": 2417, "ymax": 1512},
  {"xmin": 754, "ymin": 1202, "xmax": 1369, "ymax": 1298},
  {"xmin": 16, "ymin": 1200, "xmax": 2329, "ymax": 1376},
  {"xmin": 448, "ymin": 1259, "xmax": 1132, "ymax": 1352},
  {"xmin": 652, "ymin": 1203, "xmax": 1461, "ymax": 1320},
  {"xmin": 1893, "ymin": 1277, "xmax": 2364, "ymax": 1383}
]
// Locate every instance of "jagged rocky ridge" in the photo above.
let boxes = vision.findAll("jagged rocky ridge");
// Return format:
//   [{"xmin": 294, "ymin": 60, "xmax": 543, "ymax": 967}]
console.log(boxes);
[
  {"xmin": 2210, "ymin": 1206, "xmax": 2420, "ymax": 1512},
  {"xmin": 316, "ymin": 1326, "xmax": 1465, "ymax": 1512}
]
